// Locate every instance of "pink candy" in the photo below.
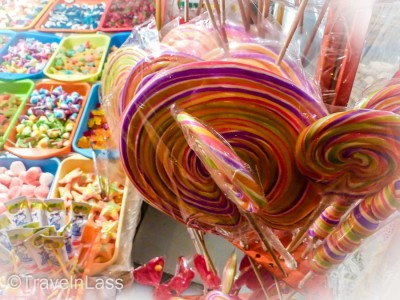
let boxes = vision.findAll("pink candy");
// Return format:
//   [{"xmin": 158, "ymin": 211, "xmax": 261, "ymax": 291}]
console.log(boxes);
[{"xmin": 0, "ymin": 161, "xmax": 54, "ymax": 201}]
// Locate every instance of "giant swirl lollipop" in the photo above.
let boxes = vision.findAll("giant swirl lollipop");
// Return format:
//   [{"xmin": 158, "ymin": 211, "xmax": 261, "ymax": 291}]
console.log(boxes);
[
  {"xmin": 308, "ymin": 82, "xmax": 400, "ymax": 243},
  {"xmin": 289, "ymin": 109, "xmax": 400, "ymax": 251},
  {"xmin": 120, "ymin": 61, "xmax": 328, "ymax": 240}
]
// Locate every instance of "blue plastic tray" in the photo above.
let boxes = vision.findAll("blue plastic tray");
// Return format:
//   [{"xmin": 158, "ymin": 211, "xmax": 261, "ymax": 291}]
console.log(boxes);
[
  {"xmin": 72, "ymin": 83, "xmax": 119, "ymax": 159},
  {"xmin": 0, "ymin": 155, "xmax": 61, "ymax": 197},
  {"xmin": 0, "ymin": 30, "xmax": 16, "ymax": 52},
  {"xmin": 108, "ymin": 32, "xmax": 130, "ymax": 54},
  {"xmin": 0, "ymin": 32, "xmax": 61, "ymax": 81}
]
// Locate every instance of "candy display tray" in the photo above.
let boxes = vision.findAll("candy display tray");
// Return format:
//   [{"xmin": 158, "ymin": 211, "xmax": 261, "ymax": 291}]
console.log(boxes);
[
  {"xmin": 98, "ymin": 0, "xmax": 138, "ymax": 32},
  {"xmin": 0, "ymin": 30, "xmax": 16, "ymax": 52},
  {"xmin": 50, "ymin": 155, "xmax": 129, "ymax": 275},
  {"xmin": 0, "ymin": 155, "xmax": 61, "ymax": 198},
  {"xmin": 35, "ymin": 0, "xmax": 110, "ymax": 33},
  {"xmin": 0, "ymin": 32, "xmax": 61, "ymax": 81},
  {"xmin": 0, "ymin": 80, "xmax": 35, "ymax": 149},
  {"xmin": 44, "ymin": 34, "xmax": 110, "ymax": 82},
  {"xmin": 0, "ymin": 0, "xmax": 55, "ymax": 31},
  {"xmin": 4, "ymin": 81, "xmax": 91, "ymax": 159},
  {"xmin": 108, "ymin": 31, "xmax": 130, "ymax": 53}
]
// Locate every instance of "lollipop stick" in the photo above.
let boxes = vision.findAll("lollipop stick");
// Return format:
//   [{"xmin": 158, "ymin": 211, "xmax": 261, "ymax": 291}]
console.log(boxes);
[
  {"xmin": 237, "ymin": 0, "xmax": 250, "ymax": 32},
  {"xmin": 156, "ymin": 0, "xmax": 162, "ymax": 30},
  {"xmin": 302, "ymin": 0, "xmax": 331, "ymax": 64},
  {"xmin": 246, "ymin": 214, "xmax": 287, "ymax": 277},
  {"xmin": 51, "ymin": 247, "xmax": 69, "ymax": 278},
  {"xmin": 184, "ymin": 0, "xmax": 190, "ymax": 22},
  {"xmin": 287, "ymin": 195, "xmax": 336, "ymax": 252},
  {"xmin": 298, "ymin": 271, "xmax": 313, "ymax": 289},
  {"xmin": 273, "ymin": 275, "xmax": 283, "ymax": 300},
  {"xmin": 248, "ymin": 256, "xmax": 271, "ymax": 300},
  {"xmin": 301, "ymin": 236, "xmax": 317, "ymax": 259},
  {"xmin": 205, "ymin": 0, "xmax": 228, "ymax": 51},
  {"xmin": 192, "ymin": 229, "xmax": 218, "ymax": 276},
  {"xmin": 213, "ymin": 0, "xmax": 222, "ymax": 22},
  {"xmin": 263, "ymin": 0, "xmax": 271, "ymax": 18},
  {"xmin": 276, "ymin": 0, "xmax": 309, "ymax": 65},
  {"xmin": 277, "ymin": 4, "xmax": 285, "ymax": 25},
  {"xmin": 221, "ymin": 0, "xmax": 226, "ymax": 26},
  {"xmin": 196, "ymin": 0, "xmax": 204, "ymax": 15}
]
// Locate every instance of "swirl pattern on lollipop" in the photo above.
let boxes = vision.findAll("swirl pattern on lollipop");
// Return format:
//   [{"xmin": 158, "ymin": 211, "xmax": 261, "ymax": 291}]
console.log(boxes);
[
  {"xmin": 311, "ymin": 178, "xmax": 400, "ymax": 274},
  {"xmin": 357, "ymin": 82, "xmax": 400, "ymax": 114},
  {"xmin": 120, "ymin": 61, "xmax": 328, "ymax": 231},
  {"xmin": 173, "ymin": 110, "xmax": 266, "ymax": 213},
  {"xmin": 120, "ymin": 52, "xmax": 202, "ymax": 116},
  {"xmin": 204, "ymin": 43, "xmax": 318, "ymax": 96},
  {"xmin": 296, "ymin": 110, "xmax": 400, "ymax": 198},
  {"xmin": 101, "ymin": 46, "xmax": 147, "ymax": 118}
]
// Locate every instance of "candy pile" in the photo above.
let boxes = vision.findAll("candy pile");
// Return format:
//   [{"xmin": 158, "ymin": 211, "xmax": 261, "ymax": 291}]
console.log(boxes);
[
  {"xmin": 102, "ymin": 0, "xmax": 155, "ymax": 29},
  {"xmin": 0, "ymin": 0, "xmax": 49, "ymax": 28},
  {"xmin": 0, "ymin": 38, "xmax": 58, "ymax": 74},
  {"xmin": 0, "ymin": 35, "xmax": 10, "ymax": 50},
  {"xmin": 48, "ymin": 41, "xmax": 104, "ymax": 76},
  {"xmin": 77, "ymin": 105, "xmax": 110, "ymax": 149},
  {"xmin": 42, "ymin": 3, "xmax": 106, "ymax": 30},
  {"xmin": 0, "ymin": 161, "xmax": 53, "ymax": 205},
  {"xmin": 15, "ymin": 86, "xmax": 83, "ymax": 149},
  {"xmin": 0, "ymin": 93, "xmax": 21, "ymax": 136},
  {"xmin": 56, "ymin": 167, "xmax": 124, "ymax": 263}
]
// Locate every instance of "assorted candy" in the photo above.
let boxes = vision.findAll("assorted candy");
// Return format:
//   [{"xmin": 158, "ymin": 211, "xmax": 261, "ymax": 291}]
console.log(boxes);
[
  {"xmin": 42, "ymin": 3, "xmax": 106, "ymax": 31},
  {"xmin": 0, "ymin": 161, "xmax": 54, "ymax": 205},
  {"xmin": 77, "ymin": 105, "xmax": 110, "ymax": 149},
  {"xmin": 15, "ymin": 86, "xmax": 83, "ymax": 149},
  {"xmin": 102, "ymin": 0, "xmax": 155, "ymax": 29},
  {"xmin": 0, "ymin": 38, "xmax": 58, "ymax": 74},
  {"xmin": 0, "ymin": 35, "xmax": 10, "ymax": 50},
  {"xmin": 0, "ymin": 93, "xmax": 21, "ymax": 136},
  {"xmin": 0, "ymin": 0, "xmax": 49, "ymax": 28},
  {"xmin": 56, "ymin": 167, "xmax": 124, "ymax": 263},
  {"xmin": 48, "ymin": 41, "xmax": 104, "ymax": 76}
]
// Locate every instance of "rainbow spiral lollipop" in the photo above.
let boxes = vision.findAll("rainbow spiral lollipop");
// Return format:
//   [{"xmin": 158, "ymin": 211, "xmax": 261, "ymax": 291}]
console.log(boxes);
[
  {"xmin": 289, "ymin": 109, "xmax": 400, "ymax": 251},
  {"xmin": 296, "ymin": 110, "xmax": 400, "ymax": 198},
  {"xmin": 310, "ymin": 82, "xmax": 400, "ymax": 242},
  {"xmin": 120, "ymin": 61, "xmax": 328, "ymax": 233}
]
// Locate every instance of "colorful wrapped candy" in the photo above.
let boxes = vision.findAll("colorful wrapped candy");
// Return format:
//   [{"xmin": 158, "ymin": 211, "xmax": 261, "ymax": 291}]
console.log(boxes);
[
  {"xmin": 0, "ymin": 38, "xmax": 58, "ymax": 74},
  {"xmin": 42, "ymin": 3, "xmax": 106, "ymax": 31},
  {"xmin": 15, "ymin": 86, "xmax": 83, "ymax": 149},
  {"xmin": 102, "ymin": 0, "xmax": 155, "ymax": 30},
  {"xmin": 0, "ymin": 0, "xmax": 49, "ymax": 28}
]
